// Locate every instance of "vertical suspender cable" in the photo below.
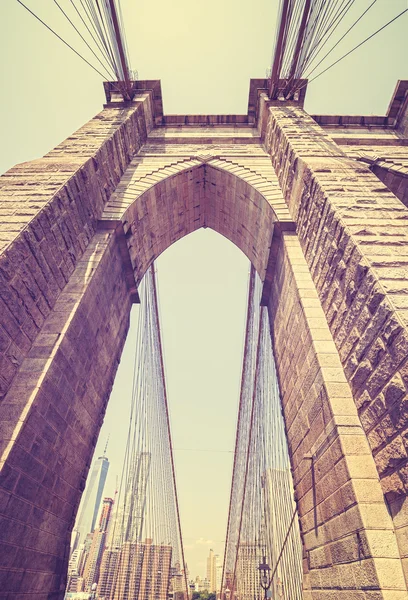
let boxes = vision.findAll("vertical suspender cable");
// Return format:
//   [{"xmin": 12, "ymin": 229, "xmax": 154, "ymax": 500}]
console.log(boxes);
[
  {"xmin": 151, "ymin": 266, "xmax": 189, "ymax": 600},
  {"xmin": 221, "ymin": 266, "xmax": 255, "ymax": 594},
  {"xmin": 231, "ymin": 308, "xmax": 264, "ymax": 596}
]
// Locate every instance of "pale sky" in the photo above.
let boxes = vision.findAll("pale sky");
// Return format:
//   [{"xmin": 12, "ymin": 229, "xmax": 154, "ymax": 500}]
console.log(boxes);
[{"xmin": 1, "ymin": 0, "xmax": 407, "ymax": 579}]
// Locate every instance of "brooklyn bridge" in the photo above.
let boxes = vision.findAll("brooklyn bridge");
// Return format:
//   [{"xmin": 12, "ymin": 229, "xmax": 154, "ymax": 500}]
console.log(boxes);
[{"xmin": 0, "ymin": 1, "xmax": 408, "ymax": 599}]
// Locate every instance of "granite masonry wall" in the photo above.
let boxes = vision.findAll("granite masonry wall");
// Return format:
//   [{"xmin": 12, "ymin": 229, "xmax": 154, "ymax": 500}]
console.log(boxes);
[
  {"xmin": 269, "ymin": 232, "xmax": 406, "ymax": 598},
  {"xmin": 262, "ymin": 98, "xmax": 408, "ymax": 587},
  {"xmin": 0, "ymin": 83, "xmax": 407, "ymax": 597},
  {"xmin": 0, "ymin": 94, "xmax": 154, "ymax": 598},
  {"xmin": 0, "ymin": 93, "xmax": 153, "ymax": 403}
]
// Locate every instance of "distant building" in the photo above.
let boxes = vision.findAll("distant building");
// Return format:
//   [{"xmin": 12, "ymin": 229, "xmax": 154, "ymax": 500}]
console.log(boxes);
[
  {"xmin": 66, "ymin": 534, "xmax": 93, "ymax": 595},
  {"xmin": 192, "ymin": 576, "xmax": 211, "ymax": 592},
  {"xmin": 216, "ymin": 557, "xmax": 223, "ymax": 594},
  {"xmin": 169, "ymin": 561, "xmax": 186, "ymax": 598},
  {"xmin": 235, "ymin": 542, "xmax": 264, "ymax": 600},
  {"xmin": 72, "ymin": 452, "xmax": 110, "ymax": 554},
  {"xmin": 82, "ymin": 497, "xmax": 114, "ymax": 592},
  {"xmin": 206, "ymin": 549, "xmax": 217, "ymax": 593},
  {"xmin": 224, "ymin": 571, "xmax": 234, "ymax": 593},
  {"xmin": 97, "ymin": 548, "xmax": 119, "ymax": 600},
  {"xmin": 66, "ymin": 549, "xmax": 82, "ymax": 593},
  {"xmin": 97, "ymin": 538, "xmax": 172, "ymax": 600}
]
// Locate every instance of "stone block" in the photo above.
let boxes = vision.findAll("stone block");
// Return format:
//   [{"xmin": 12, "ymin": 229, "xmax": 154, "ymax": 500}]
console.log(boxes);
[{"xmin": 1, "ymin": 88, "xmax": 408, "ymax": 598}]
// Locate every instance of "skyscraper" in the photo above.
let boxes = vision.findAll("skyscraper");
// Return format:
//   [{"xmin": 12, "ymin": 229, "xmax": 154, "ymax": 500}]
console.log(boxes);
[
  {"xmin": 216, "ymin": 556, "xmax": 223, "ymax": 594},
  {"xmin": 235, "ymin": 542, "xmax": 264, "ymax": 600},
  {"xmin": 72, "ymin": 451, "xmax": 110, "ymax": 554},
  {"xmin": 97, "ymin": 539, "xmax": 172, "ymax": 600},
  {"xmin": 98, "ymin": 548, "xmax": 120, "ymax": 600},
  {"xmin": 66, "ymin": 532, "xmax": 93, "ymax": 595},
  {"xmin": 66, "ymin": 548, "xmax": 82, "ymax": 593},
  {"xmin": 206, "ymin": 549, "xmax": 217, "ymax": 593},
  {"xmin": 82, "ymin": 497, "xmax": 114, "ymax": 592}
]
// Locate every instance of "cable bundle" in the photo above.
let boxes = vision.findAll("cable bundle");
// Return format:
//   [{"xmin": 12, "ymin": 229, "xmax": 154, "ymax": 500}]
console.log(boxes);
[
  {"xmin": 17, "ymin": 0, "xmax": 135, "ymax": 99},
  {"xmin": 222, "ymin": 266, "xmax": 303, "ymax": 600},
  {"xmin": 269, "ymin": 0, "xmax": 407, "ymax": 100},
  {"xmin": 17, "ymin": 1, "xmax": 407, "ymax": 103},
  {"xmin": 100, "ymin": 265, "xmax": 188, "ymax": 600},
  {"xmin": 222, "ymin": 267, "xmax": 262, "ymax": 597}
]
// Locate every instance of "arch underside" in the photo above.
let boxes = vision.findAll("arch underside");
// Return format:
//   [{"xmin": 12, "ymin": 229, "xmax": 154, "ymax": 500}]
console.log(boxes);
[{"xmin": 99, "ymin": 147, "xmax": 293, "ymax": 285}]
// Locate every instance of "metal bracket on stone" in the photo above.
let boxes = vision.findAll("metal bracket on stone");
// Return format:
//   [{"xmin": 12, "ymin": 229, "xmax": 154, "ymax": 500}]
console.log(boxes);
[
  {"xmin": 97, "ymin": 219, "xmax": 140, "ymax": 304},
  {"xmin": 248, "ymin": 78, "xmax": 308, "ymax": 126},
  {"xmin": 103, "ymin": 80, "xmax": 164, "ymax": 124},
  {"xmin": 260, "ymin": 221, "xmax": 296, "ymax": 307}
]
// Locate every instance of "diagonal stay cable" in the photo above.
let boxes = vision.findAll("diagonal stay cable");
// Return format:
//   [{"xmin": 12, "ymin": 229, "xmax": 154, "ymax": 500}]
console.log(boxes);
[
  {"xmin": 302, "ymin": 0, "xmax": 356, "ymax": 73},
  {"xmin": 231, "ymin": 306, "xmax": 264, "ymax": 595},
  {"xmin": 68, "ymin": 0, "xmax": 117, "ymax": 74},
  {"xmin": 301, "ymin": 0, "xmax": 355, "ymax": 74},
  {"xmin": 269, "ymin": 507, "xmax": 298, "ymax": 584},
  {"xmin": 83, "ymin": 0, "xmax": 118, "ymax": 71},
  {"xmin": 117, "ymin": 0, "xmax": 131, "ymax": 73},
  {"xmin": 98, "ymin": 0, "xmax": 121, "ymax": 75},
  {"xmin": 221, "ymin": 266, "xmax": 256, "ymax": 595},
  {"xmin": 52, "ymin": 0, "xmax": 115, "ymax": 78},
  {"xmin": 299, "ymin": 7, "xmax": 408, "ymax": 90},
  {"xmin": 306, "ymin": 0, "xmax": 378, "ymax": 78},
  {"xmin": 15, "ymin": 0, "xmax": 110, "ymax": 79}
]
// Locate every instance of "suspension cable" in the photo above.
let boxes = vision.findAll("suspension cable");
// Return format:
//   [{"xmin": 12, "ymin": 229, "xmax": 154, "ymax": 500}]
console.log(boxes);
[
  {"xmin": 305, "ymin": 0, "xmax": 377, "ymax": 78},
  {"xmin": 16, "ymin": 0, "xmax": 110, "ymax": 79},
  {"xmin": 101, "ymin": 265, "xmax": 188, "ymax": 600},
  {"xmin": 15, "ymin": 0, "xmax": 135, "ymax": 99},
  {"xmin": 269, "ymin": 0, "xmax": 406, "ymax": 100},
  {"xmin": 52, "ymin": 0, "xmax": 115, "ymax": 79},
  {"xmin": 299, "ymin": 6, "xmax": 408, "ymax": 90},
  {"xmin": 222, "ymin": 269, "xmax": 303, "ymax": 600}
]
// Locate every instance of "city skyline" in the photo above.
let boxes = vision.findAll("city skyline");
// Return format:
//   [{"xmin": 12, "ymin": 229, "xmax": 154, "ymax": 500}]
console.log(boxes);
[
  {"xmin": 72, "ymin": 451, "xmax": 110, "ymax": 556},
  {"xmin": 67, "ymin": 496, "xmax": 115, "ymax": 595},
  {"xmin": 69, "ymin": 455, "xmax": 227, "ymax": 588}
]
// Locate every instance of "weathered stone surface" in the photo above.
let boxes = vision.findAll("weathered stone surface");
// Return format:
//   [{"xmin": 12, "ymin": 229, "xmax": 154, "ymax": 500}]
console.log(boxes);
[
  {"xmin": 1, "ymin": 80, "xmax": 407, "ymax": 598},
  {"xmin": 0, "ymin": 94, "xmax": 154, "ymax": 413},
  {"xmin": 268, "ymin": 233, "xmax": 404, "ymax": 595},
  {"xmin": 261, "ymin": 90, "xmax": 408, "ymax": 589},
  {"xmin": 0, "ymin": 232, "xmax": 132, "ymax": 597}
]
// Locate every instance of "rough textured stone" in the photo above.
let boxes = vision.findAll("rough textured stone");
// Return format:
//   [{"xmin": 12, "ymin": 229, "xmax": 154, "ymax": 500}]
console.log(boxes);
[
  {"xmin": 260, "ymin": 85, "xmax": 408, "ymax": 589},
  {"xmin": 0, "ymin": 80, "xmax": 407, "ymax": 598}
]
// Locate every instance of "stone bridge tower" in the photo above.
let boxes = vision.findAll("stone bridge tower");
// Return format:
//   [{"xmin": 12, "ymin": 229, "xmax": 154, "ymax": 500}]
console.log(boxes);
[{"xmin": 0, "ymin": 79, "xmax": 408, "ymax": 599}]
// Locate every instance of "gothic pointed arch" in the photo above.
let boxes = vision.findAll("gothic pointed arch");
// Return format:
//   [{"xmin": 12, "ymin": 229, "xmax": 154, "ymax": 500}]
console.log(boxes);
[
  {"xmin": 0, "ymin": 84, "xmax": 406, "ymax": 598},
  {"xmin": 99, "ymin": 157, "xmax": 293, "ymax": 286}
]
